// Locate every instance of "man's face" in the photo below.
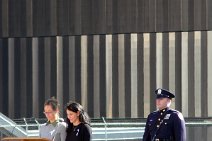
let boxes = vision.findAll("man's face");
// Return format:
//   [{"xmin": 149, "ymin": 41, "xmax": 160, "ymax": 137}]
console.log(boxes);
[
  {"xmin": 44, "ymin": 105, "xmax": 57, "ymax": 121},
  {"xmin": 156, "ymin": 98, "xmax": 170, "ymax": 110}
]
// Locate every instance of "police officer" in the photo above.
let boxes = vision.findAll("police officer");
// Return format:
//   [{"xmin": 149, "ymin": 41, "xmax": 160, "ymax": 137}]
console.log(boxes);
[{"xmin": 143, "ymin": 88, "xmax": 186, "ymax": 141}]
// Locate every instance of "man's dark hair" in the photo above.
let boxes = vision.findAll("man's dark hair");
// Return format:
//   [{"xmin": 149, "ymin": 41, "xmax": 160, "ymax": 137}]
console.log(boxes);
[{"xmin": 44, "ymin": 97, "xmax": 60, "ymax": 111}]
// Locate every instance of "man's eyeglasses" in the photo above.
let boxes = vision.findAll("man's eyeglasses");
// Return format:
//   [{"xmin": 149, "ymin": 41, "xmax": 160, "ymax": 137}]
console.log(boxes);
[{"xmin": 43, "ymin": 111, "xmax": 55, "ymax": 115}]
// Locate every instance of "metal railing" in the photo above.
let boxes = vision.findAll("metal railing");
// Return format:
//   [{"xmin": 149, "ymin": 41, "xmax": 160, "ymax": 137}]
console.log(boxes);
[
  {"xmin": 1, "ymin": 116, "xmax": 145, "ymax": 140},
  {"xmin": 1, "ymin": 113, "xmax": 212, "ymax": 141},
  {"xmin": 0, "ymin": 113, "xmax": 27, "ymax": 138}
]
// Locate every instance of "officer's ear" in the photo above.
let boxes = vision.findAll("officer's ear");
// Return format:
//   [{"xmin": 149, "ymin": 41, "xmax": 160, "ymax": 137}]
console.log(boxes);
[{"xmin": 166, "ymin": 99, "xmax": 171, "ymax": 107}]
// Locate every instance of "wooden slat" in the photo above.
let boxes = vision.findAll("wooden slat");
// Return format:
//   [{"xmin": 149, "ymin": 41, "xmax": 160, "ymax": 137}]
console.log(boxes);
[{"xmin": 188, "ymin": 32, "xmax": 195, "ymax": 117}]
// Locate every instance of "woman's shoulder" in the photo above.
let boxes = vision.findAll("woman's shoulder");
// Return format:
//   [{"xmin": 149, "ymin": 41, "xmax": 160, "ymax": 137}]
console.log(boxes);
[
  {"xmin": 58, "ymin": 121, "xmax": 68, "ymax": 128},
  {"xmin": 80, "ymin": 123, "xmax": 90, "ymax": 127},
  {"xmin": 58, "ymin": 120, "xmax": 67, "ymax": 125},
  {"xmin": 80, "ymin": 123, "xmax": 92, "ymax": 132}
]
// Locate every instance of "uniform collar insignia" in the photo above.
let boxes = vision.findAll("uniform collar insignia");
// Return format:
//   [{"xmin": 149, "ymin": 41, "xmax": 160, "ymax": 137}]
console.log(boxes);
[
  {"xmin": 159, "ymin": 107, "xmax": 169, "ymax": 113},
  {"xmin": 164, "ymin": 114, "xmax": 171, "ymax": 119}
]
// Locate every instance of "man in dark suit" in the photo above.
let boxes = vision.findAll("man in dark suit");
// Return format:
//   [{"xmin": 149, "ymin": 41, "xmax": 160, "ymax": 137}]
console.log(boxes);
[{"xmin": 143, "ymin": 88, "xmax": 186, "ymax": 141}]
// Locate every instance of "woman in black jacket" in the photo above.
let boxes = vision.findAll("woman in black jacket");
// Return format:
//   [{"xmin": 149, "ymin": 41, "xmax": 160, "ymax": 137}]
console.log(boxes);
[{"xmin": 65, "ymin": 101, "xmax": 92, "ymax": 141}]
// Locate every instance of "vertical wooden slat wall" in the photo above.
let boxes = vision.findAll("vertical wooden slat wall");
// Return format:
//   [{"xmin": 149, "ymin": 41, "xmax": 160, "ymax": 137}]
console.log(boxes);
[
  {"xmin": 1, "ymin": 32, "xmax": 211, "ymax": 118},
  {"xmin": 0, "ymin": 0, "xmax": 212, "ymax": 119}
]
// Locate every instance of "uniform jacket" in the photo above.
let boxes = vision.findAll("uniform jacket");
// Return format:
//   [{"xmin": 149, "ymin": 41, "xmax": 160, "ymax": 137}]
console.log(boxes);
[{"xmin": 143, "ymin": 108, "xmax": 186, "ymax": 141}]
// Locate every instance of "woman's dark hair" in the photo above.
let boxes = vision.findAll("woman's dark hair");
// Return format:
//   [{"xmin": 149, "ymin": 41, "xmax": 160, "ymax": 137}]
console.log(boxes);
[
  {"xmin": 66, "ymin": 101, "xmax": 90, "ymax": 125},
  {"xmin": 44, "ymin": 97, "xmax": 60, "ymax": 111}
]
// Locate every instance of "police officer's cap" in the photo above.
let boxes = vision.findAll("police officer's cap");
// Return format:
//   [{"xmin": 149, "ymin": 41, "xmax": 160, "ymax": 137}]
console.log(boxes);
[{"xmin": 155, "ymin": 88, "xmax": 175, "ymax": 99}]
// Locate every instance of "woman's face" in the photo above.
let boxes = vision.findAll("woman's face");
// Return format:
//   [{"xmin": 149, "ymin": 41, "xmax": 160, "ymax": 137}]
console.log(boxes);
[
  {"xmin": 44, "ymin": 105, "xmax": 58, "ymax": 121},
  {"xmin": 66, "ymin": 109, "xmax": 80, "ymax": 124}
]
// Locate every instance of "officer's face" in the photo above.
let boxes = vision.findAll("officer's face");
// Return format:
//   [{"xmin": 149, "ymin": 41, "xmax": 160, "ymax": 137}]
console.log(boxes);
[{"xmin": 156, "ymin": 98, "xmax": 170, "ymax": 110}]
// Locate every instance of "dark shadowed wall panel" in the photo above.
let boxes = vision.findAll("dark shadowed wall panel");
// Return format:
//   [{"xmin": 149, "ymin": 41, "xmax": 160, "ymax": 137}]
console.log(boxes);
[
  {"xmin": 1, "ymin": 39, "xmax": 8, "ymax": 116},
  {"xmin": 162, "ymin": 33, "xmax": 169, "ymax": 88},
  {"xmin": 124, "ymin": 34, "xmax": 131, "ymax": 117},
  {"xmin": 181, "ymin": 0, "xmax": 189, "ymax": 31},
  {"xmin": 87, "ymin": 35, "xmax": 94, "ymax": 117},
  {"xmin": 0, "ymin": 2, "xmax": 2, "ymax": 36},
  {"xmin": 112, "ymin": 35, "xmax": 119, "ymax": 117},
  {"xmin": 201, "ymin": 31, "xmax": 208, "ymax": 117},
  {"xmin": 14, "ymin": 39, "xmax": 21, "ymax": 118},
  {"xmin": 44, "ymin": 38, "xmax": 52, "ymax": 99},
  {"xmin": 38, "ymin": 38, "xmax": 45, "ymax": 118},
  {"xmin": 81, "ymin": 0, "xmax": 92, "ymax": 34},
  {"xmin": 148, "ymin": 0, "xmax": 156, "ymax": 32},
  {"xmin": 99, "ymin": 35, "xmax": 106, "ymax": 117},
  {"xmin": 8, "ymin": 0, "xmax": 27, "ymax": 37},
  {"xmin": 156, "ymin": 0, "xmax": 168, "ymax": 32},
  {"xmin": 26, "ymin": 38, "xmax": 33, "ymax": 117},
  {"xmin": 137, "ymin": 0, "xmax": 146, "ymax": 32},
  {"xmin": 46, "ymin": 0, "xmax": 57, "ymax": 35},
  {"xmin": 92, "ymin": 0, "xmax": 106, "ymax": 34},
  {"xmin": 0, "ymin": 0, "xmax": 9, "ymax": 37},
  {"xmin": 137, "ymin": 34, "xmax": 144, "ymax": 117},
  {"xmin": 117, "ymin": 1, "xmax": 126, "ymax": 33},
  {"xmin": 32, "ymin": 0, "xmax": 57, "ymax": 36},
  {"xmin": 75, "ymin": 36, "xmax": 81, "ymax": 103},
  {"xmin": 188, "ymin": 32, "xmax": 195, "ymax": 117},
  {"xmin": 57, "ymin": 0, "xmax": 69, "ymax": 35},
  {"xmin": 26, "ymin": 0, "xmax": 33, "ymax": 37},
  {"xmin": 168, "ymin": 0, "xmax": 181, "ymax": 31},
  {"xmin": 106, "ymin": 0, "xmax": 114, "ymax": 33},
  {"xmin": 119, "ymin": 0, "xmax": 137, "ymax": 33},
  {"xmin": 32, "ymin": 0, "xmax": 46, "ymax": 36},
  {"xmin": 194, "ymin": 0, "xmax": 206, "ymax": 30},
  {"xmin": 50, "ymin": 38, "xmax": 57, "ymax": 98},
  {"xmin": 149, "ymin": 33, "xmax": 156, "ymax": 112},
  {"xmin": 69, "ymin": 0, "xmax": 82, "ymax": 35},
  {"xmin": 0, "ymin": 39, "xmax": 3, "ymax": 113},
  {"xmin": 1, "ymin": 0, "xmax": 212, "ymax": 37},
  {"xmin": 208, "ymin": 0, "xmax": 212, "ymax": 29},
  {"xmin": 187, "ymin": 0, "xmax": 194, "ymax": 31}
]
